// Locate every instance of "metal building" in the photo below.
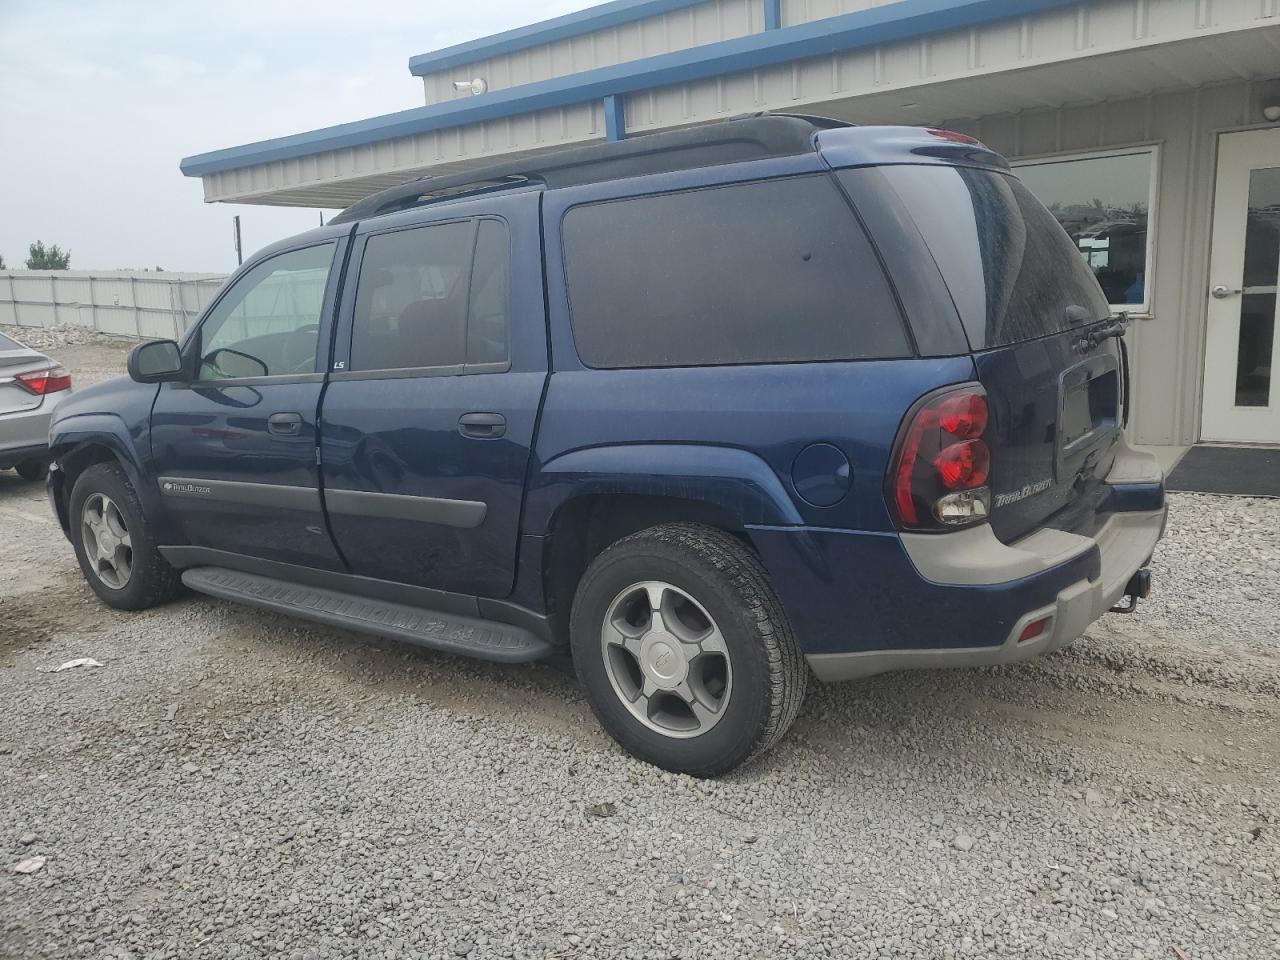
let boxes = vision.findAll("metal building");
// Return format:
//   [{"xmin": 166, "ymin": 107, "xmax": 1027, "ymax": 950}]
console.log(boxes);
[{"xmin": 181, "ymin": 0, "xmax": 1280, "ymax": 450}]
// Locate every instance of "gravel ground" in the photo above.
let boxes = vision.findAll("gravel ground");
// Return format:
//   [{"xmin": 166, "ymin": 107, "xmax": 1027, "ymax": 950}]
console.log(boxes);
[{"xmin": 1, "ymin": 335, "xmax": 1277, "ymax": 960}]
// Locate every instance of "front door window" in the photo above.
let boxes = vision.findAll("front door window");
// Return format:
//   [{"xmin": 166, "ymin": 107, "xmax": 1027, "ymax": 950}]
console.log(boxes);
[{"xmin": 197, "ymin": 243, "xmax": 335, "ymax": 380}]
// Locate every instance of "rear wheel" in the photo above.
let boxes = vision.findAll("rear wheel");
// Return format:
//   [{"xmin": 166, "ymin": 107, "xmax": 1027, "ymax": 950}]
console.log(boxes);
[
  {"xmin": 69, "ymin": 462, "xmax": 181, "ymax": 611},
  {"xmin": 15, "ymin": 459, "xmax": 47, "ymax": 482},
  {"xmin": 570, "ymin": 523, "xmax": 806, "ymax": 777}
]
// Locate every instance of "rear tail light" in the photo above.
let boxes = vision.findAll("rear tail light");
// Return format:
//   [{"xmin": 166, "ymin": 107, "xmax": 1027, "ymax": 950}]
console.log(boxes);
[
  {"xmin": 933, "ymin": 439, "xmax": 990, "ymax": 489},
  {"xmin": 13, "ymin": 365, "xmax": 72, "ymax": 395},
  {"xmin": 887, "ymin": 384, "xmax": 992, "ymax": 530}
]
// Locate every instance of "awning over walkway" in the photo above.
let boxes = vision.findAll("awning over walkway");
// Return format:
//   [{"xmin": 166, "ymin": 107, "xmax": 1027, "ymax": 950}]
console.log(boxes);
[{"xmin": 181, "ymin": 0, "xmax": 1280, "ymax": 208}]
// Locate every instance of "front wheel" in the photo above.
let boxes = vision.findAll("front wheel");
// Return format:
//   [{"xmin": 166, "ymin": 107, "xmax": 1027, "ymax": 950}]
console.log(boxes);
[
  {"xmin": 570, "ymin": 523, "xmax": 806, "ymax": 777},
  {"xmin": 69, "ymin": 462, "xmax": 181, "ymax": 611}
]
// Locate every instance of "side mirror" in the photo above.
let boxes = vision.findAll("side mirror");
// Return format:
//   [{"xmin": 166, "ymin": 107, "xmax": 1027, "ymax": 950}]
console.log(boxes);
[
  {"xmin": 127, "ymin": 340, "xmax": 184, "ymax": 383},
  {"xmin": 203, "ymin": 347, "xmax": 268, "ymax": 380}
]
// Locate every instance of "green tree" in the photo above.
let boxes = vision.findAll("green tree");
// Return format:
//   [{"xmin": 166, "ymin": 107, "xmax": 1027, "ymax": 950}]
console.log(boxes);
[
  {"xmin": 25, "ymin": 241, "xmax": 71, "ymax": 270},
  {"xmin": 0, "ymin": 254, "xmax": 6, "ymax": 270}
]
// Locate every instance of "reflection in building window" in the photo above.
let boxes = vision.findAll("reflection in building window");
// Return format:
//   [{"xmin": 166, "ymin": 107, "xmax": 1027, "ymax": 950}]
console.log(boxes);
[{"xmin": 1015, "ymin": 151, "xmax": 1154, "ymax": 309}]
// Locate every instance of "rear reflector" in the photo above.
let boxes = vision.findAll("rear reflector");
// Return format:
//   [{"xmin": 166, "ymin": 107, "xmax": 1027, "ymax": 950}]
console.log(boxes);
[
  {"xmin": 1017, "ymin": 616, "xmax": 1051, "ymax": 644},
  {"xmin": 14, "ymin": 365, "xmax": 72, "ymax": 395}
]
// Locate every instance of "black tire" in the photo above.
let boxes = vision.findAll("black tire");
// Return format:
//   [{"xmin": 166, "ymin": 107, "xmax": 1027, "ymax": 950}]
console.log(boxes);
[
  {"xmin": 15, "ymin": 458, "xmax": 47, "ymax": 482},
  {"xmin": 69, "ymin": 462, "xmax": 181, "ymax": 611},
  {"xmin": 570, "ymin": 523, "xmax": 806, "ymax": 777}
]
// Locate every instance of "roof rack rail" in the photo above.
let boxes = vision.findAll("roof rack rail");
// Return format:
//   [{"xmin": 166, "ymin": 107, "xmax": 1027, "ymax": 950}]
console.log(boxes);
[{"xmin": 330, "ymin": 113, "xmax": 846, "ymax": 224}]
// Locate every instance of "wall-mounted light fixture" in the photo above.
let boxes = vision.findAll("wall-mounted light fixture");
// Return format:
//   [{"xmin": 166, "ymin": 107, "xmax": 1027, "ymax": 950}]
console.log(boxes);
[
  {"xmin": 1263, "ymin": 103, "xmax": 1280, "ymax": 122},
  {"xmin": 452, "ymin": 78, "xmax": 488, "ymax": 96}
]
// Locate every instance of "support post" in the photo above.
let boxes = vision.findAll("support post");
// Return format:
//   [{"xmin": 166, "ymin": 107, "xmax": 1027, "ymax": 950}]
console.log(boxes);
[
  {"xmin": 603, "ymin": 94, "xmax": 626, "ymax": 142},
  {"xmin": 764, "ymin": 0, "xmax": 781, "ymax": 30}
]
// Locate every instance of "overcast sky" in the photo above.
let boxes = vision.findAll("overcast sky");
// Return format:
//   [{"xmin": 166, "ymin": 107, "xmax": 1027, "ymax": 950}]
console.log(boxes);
[{"xmin": 0, "ymin": 0, "xmax": 595, "ymax": 273}]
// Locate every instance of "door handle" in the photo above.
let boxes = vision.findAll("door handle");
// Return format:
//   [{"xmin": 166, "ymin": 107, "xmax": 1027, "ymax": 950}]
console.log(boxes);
[
  {"xmin": 458, "ymin": 412, "xmax": 506, "ymax": 439},
  {"xmin": 1211, "ymin": 285, "xmax": 1243, "ymax": 299},
  {"xmin": 267, "ymin": 412, "xmax": 303, "ymax": 436}
]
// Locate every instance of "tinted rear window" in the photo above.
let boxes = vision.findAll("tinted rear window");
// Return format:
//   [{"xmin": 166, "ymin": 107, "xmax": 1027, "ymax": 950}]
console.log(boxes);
[
  {"xmin": 0, "ymin": 331, "xmax": 23, "ymax": 350},
  {"xmin": 351, "ymin": 221, "xmax": 474, "ymax": 371},
  {"xmin": 561, "ymin": 175, "xmax": 910, "ymax": 368},
  {"xmin": 870, "ymin": 166, "xmax": 1112, "ymax": 349}
]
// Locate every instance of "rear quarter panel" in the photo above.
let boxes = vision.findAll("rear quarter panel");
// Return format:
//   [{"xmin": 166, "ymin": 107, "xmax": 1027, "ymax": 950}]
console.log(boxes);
[{"xmin": 529, "ymin": 360, "xmax": 976, "ymax": 534}]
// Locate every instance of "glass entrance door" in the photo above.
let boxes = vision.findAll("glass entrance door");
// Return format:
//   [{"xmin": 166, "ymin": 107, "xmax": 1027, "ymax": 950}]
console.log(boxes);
[{"xmin": 1202, "ymin": 128, "xmax": 1280, "ymax": 443}]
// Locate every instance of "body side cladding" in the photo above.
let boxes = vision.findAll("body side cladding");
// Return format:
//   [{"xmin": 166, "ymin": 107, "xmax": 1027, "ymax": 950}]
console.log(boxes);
[{"xmin": 157, "ymin": 478, "xmax": 490, "ymax": 530}]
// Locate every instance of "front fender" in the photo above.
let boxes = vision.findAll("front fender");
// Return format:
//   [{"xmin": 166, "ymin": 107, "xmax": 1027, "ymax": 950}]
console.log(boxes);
[
  {"xmin": 523, "ymin": 443, "xmax": 803, "ymax": 535},
  {"xmin": 48, "ymin": 412, "xmax": 170, "ymax": 540}
]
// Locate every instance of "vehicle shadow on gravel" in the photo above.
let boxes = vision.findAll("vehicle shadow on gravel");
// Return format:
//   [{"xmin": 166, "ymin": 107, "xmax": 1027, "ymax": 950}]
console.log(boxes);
[{"xmin": 175, "ymin": 596, "xmax": 1277, "ymax": 789}]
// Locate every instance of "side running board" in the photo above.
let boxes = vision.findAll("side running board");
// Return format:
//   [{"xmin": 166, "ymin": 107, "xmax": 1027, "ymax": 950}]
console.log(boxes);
[{"xmin": 181, "ymin": 567, "xmax": 553, "ymax": 663}]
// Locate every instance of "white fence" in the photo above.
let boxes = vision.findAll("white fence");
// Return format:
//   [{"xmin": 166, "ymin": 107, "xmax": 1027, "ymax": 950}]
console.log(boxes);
[{"xmin": 0, "ymin": 271, "xmax": 229, "ymax": 340}]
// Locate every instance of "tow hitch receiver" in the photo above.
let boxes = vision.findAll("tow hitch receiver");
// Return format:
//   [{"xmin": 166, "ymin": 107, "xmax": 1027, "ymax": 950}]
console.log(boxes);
[{"xmin": 1109, "ymin": 568, "xmax": 1152, "ymax": 614}]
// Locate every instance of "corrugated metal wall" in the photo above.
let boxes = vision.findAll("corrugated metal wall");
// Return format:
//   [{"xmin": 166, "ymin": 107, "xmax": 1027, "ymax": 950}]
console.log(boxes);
[
  {"xmin": 419, "ymin": 0, "xmax": 767, "ymax": 105},
  {"xmin": 200, "ymin": 101, "xmax": 607, "ymax": 205},
  {"xmin": 947, "ymin": 80, "xmax": 1274, "ymax": 446},
  {"xmin": 203, "ymin": 0, "xmax": 1280, "ymax": 205},
  {"xmin": 0, "ymin": 272, "xmax": 227, "ymax": 340}
]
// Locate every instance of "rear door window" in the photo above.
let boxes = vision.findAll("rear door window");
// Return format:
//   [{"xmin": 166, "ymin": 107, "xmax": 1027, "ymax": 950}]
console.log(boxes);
[
  {"xmin": 350, "ymin": 221, "xmax": 473, "ymax": 372},
  {"xmin": 865, "ymin": 166, "xmax": 1112, "ymax": 349},
  {"xmin": 466, "ymin": 220, "xmax": 510, "ymax": 366},
  {"xmin": 350, "ymin": 218, "xmax": 510, "ymax": 372},
  {"xmin": 561, "ymin": 175, "xmax": 910, "ymax": 368}
]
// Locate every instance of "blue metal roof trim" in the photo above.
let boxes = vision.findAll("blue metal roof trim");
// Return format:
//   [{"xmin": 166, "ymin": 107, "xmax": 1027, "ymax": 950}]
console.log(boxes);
[
  {"xmin": 408, "ymin": 0, "xmax": 708, "ymax": 77},
  {"xmin": 182, "ymin": 0, "xmax": 1077, "ymax": 179}
]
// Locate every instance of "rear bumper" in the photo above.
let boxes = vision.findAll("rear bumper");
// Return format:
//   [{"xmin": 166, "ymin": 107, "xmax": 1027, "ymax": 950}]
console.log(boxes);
[
  {"xmin": 748, "ymin": 449, "xmax": 1167, "ymax": 682},
  {"xmin": 802, "ymin": 506, "xmax": 1164, "ymax": 681}
]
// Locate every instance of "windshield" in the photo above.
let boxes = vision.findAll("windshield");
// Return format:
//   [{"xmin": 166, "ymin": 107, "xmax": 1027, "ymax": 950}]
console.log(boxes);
[{"xmin": 868, "ymin": 165, "xmax": 1112, "ymax": 350}]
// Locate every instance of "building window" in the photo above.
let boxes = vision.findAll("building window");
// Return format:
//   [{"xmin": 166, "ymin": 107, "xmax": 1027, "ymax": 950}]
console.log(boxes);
[{"xmin": 1014, "ymin": 149, "xmax": 1156, "ymax": 313}]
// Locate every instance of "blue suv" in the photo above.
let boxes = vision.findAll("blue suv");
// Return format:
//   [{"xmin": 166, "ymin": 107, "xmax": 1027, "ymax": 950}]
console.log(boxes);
[{"xmin": 47, "ymin": 116, "xmax": 1165, "ymax": 776}]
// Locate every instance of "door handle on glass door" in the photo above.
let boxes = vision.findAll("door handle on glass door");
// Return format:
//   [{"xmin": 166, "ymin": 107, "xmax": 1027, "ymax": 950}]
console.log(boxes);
[{"xmin": 1211, "ymin": 285, "xmax": 1242, "ymax": 299}]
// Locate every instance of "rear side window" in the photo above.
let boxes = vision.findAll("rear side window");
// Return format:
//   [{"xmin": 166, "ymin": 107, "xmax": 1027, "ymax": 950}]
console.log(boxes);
[
  {"xmin": 868, "ymin": 166, "xmax": 1112, "ymax": 350},
  {"xmin": 467, "ymin": 220, "xmax": 510, "ymax": 366},
  {"xmin": 561, "ymin": 175, "xmax": 909, "ymax": 368},
  {"xmin": 350, "ymin": 218, "xmax": 509, "ymax": 372}
]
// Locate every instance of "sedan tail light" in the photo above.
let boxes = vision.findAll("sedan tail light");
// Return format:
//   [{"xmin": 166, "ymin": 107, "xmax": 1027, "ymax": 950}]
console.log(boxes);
[
  {"xmin": 887, "ymin": 384, "xmax": 992, "ymax": 530},
  {"xmin": 13, "ymin": 365, "xmax": 72, "ymax": 395}
]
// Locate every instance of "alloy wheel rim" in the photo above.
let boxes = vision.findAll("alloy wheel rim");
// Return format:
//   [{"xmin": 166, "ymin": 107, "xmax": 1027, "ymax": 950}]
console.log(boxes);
[
  {"xmin": 600, "ymin": 580, "xmax": 732, "ymax": 739},
  {"xmin": 81, "ymin": 492, "xmax": 133, "ymax": 590}
]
